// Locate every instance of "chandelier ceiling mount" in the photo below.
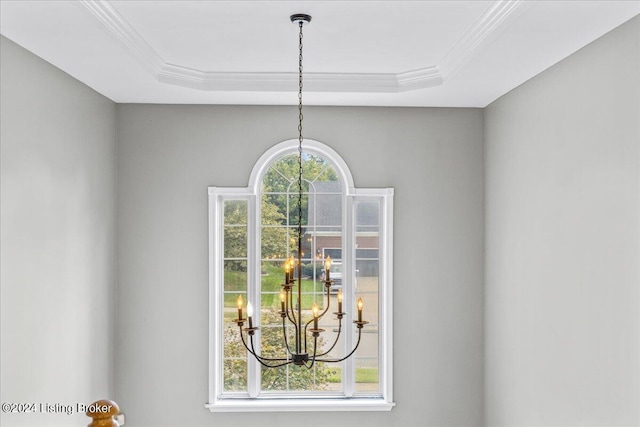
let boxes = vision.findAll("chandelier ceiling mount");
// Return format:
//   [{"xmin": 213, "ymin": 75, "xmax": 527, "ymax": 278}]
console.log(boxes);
[{"xmin": 290, "ymin": 14, "xmax": 312, "ymax": 26}]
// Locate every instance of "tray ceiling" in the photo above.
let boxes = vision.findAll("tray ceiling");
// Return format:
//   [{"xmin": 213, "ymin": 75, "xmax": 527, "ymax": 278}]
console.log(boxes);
[{"xmin": 1, "ymin": 1, "xmax": 638, "ymax": 107}]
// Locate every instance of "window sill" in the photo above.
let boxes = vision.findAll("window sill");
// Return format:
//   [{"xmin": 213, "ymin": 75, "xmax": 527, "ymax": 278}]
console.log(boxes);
[{"xmin": 205, "ymin": 397, "xmax": 395, "ymax": 412}]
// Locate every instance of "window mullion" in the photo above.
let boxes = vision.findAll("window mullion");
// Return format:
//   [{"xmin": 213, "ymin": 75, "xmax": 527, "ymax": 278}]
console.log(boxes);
[
  {"xmin": 343, "ymin": 193, "xmax": 355, "ymax": 397},
  {"xmin": 248, "ymin": 194, "xmax": 261, "ymax": 397},
  {"xmin": 380, "ymin": 190, "xmax": 394, "ymax": 403},
  {"xmin": 210, "ymin": 191, "xmax": 222, "ymax": 404}
]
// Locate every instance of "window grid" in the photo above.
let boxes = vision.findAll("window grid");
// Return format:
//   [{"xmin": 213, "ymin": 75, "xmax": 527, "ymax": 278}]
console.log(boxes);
[{"xmin": 208, "ymin": 139, "xmax": 394, "ymax": 412}]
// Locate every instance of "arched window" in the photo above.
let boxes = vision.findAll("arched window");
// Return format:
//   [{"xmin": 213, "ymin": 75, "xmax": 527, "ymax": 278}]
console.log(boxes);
[{"xmin": 208, "ymin": 139, "xmax": 394, "ymax": 411}]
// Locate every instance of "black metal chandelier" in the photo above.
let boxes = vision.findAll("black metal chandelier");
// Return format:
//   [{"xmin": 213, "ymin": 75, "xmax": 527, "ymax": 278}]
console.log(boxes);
[{"xmin": 233, "ymin": 14, "xmax": 367, "ymax": 368}]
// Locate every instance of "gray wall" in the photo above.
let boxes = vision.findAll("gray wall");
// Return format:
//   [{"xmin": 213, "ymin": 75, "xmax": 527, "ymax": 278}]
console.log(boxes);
[
  {"xmin": 115, "ymin": 105, "xmax": 485, "ymax": 426},
  {"xmin": 484, "ymin": 15, "xmax": 640, "ymax": 427},
  {"xmin": 0, "ymin": 36, "xmax": 117, "ymax": 426},
  {"xmin": 5, "ymin": 12, "xmax": 637, "ymax": 427}
]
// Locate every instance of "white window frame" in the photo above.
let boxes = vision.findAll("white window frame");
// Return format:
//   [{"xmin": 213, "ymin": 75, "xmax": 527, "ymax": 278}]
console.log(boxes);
[{"xmin": 207, "ymin": 139, "xmax": 394, "ymax": 412}]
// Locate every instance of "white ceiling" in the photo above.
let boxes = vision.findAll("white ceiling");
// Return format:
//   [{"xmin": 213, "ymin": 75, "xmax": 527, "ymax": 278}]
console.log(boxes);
[{"xmin": 1, "ymin": 1, "xmax": 639, "ymax": 107}]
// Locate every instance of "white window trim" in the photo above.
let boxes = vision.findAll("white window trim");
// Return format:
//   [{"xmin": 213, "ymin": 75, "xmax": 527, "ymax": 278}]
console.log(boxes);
[{"xmin": 207, "ymin": 139, "xmax": 394, "ymax": 412}]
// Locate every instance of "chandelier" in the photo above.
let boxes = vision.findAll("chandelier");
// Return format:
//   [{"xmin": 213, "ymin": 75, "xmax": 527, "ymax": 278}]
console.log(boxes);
[{"xmin": 233, "ymin": 14, "xmax": 367, "ymax": 368}]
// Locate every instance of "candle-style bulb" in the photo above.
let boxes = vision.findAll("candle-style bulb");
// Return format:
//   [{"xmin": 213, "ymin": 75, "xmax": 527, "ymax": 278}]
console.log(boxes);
[
  {"xmin": 312, "ymin": 302, "xmax": 319, "ymax": 330},
  {"xmin": 247, "ymin": 301, "xmax": 254, "ymax": 329},
  {"xmin": 236, "ymin": 295, "xmax": 244, "ymax": 321},
  {"xmin": 357, "ymin": 297, "xmax": 363, "ymax": 311},
  {"xmin": 324, "ymin": 255, "xmax": 332, "ymax": 281},
  {"xmin": 324, "ymin": 255, "xmax": 332, "ymax": 270},
  {"xmin": 284, "ymin": 259, "xmax": 291, "ymax": 283},
  {"xmin": 279, "ymin": 289, "xmax": 285, "ymax": 303},
  {"xmin": 247, "ymin": 301, "xmax": 254, "ymax": 317},
  {"xmin": 290, "ymin": 256, "xmax": 296, "ymax": 282},
  {"xmin": 337, "ymin": 290, "xmax": 343, "ymax": 303}
]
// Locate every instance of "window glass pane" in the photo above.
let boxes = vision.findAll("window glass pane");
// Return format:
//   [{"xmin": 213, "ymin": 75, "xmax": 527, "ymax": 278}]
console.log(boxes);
[
  {"xmin": 287, "ymin": 193, "xmax": 305, "ymax": 227},
  {"xmin": 223, "ymin": 305, "xmax": 248, "ymax": 392},
  {"xmin": 223, "ymin": 200, "xmax": 248, "ymax": 392},
  {"xmin": 354, "ymin": 199, "xmax": 380, "ymax": 394},
  {"xmin": 261, "ymin": 226, "xmax": 298, "ymax": 260},
  {"xmin": 303, "ymin": 154, "xmax": 341, "ymax": 188},
  {"xmin": 224, "ymin": 226, "xmax": 247, "ymax": 258},
  {"xmin": 261, "ymin": 364, "xmax": 289, "ymax": 391},
  {"xmin": 262, "ymin": 165, "xmax": 293, "ymax": 194},
  {"xmin": 308, "ymin": 191, "xmax": 342, "ymax": 227},
  {"xmin": 222, "ymin": 334, "xmax": 247, "ymax": 394},
  {"xmin": 224, "ymin": 200, "xmax": 248, "ymax": 225},
  {"xmin": 261, "ymin": 193, "xmax": 288, "ymax": 226},
  {"xmin": 266, "ymin": 153, "xmax": 341, "ymax": 187},
  {"xmin": 223, "ymin": 260, "xmax": 247, "ymax": 292},
  {"xmin": 224, "ymin": 199, "xmax": 248, "ymax": 259},
  {"xmin": 355, "ymin": 357, "xmax": 379, "ymax": 393},
  {"xmin": 355, "ymin": 200, "xmax": 379, "ymax": 230},
  {"xmin": 354, "ymin": 303, "xmax": 379, "ymax": 393},
  {"xmin": 257, "ymin": 152, "xmax": 343, "ymax": 393},
  {"xmin": 261, "ymin": 362, "xmax": 335, "ymax": 392},
  {"xmin": 260, "ymin": 260, "xmax": 284, "ymax": 310}
]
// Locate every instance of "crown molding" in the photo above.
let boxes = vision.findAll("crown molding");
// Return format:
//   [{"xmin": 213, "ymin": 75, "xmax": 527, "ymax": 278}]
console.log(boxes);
[
  {"xmin": 80, "ymin": 0, "xmax": 164, "ymax": 75},
  {"xmin": 439, "ymin": 0, "xmax": 526, "ymax": 81},
  {"xmin": 80, "ymin": 0, "xmax": 524, "ymax": 93},
  {"xmin": 396, "ymin": 67, "xmax": 443, "ymax": 92},
  {"xmin": 157, "ymin": 64, "xmax": 443, "ymax": 92}
]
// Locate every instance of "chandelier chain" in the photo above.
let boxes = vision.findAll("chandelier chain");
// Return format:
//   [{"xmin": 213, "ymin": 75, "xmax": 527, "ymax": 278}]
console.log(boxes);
[
  {"xmin": 297, "ymin": 21, "xmax": 304, "ymax": 256},
  {"xmin": 232, "ymin": 14, "xmax": 367, "ymax": 369}
]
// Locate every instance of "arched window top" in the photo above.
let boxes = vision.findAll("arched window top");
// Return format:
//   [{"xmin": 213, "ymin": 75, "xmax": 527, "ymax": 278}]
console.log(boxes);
[{"xmin": 248, "ymin": 139, "xmax": 355, "ymax": 192}]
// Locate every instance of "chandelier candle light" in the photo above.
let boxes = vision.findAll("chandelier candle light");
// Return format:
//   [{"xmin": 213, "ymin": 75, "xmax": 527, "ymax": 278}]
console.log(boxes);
[{"xmin": 233, "ymin": 14, "xmax": 368, "ymax": 369}]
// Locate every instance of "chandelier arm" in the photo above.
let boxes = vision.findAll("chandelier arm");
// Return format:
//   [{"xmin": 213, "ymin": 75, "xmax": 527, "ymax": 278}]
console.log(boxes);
[
  {"xmin": 303, "ymin": 287, "xmax": 332, "ymax": 350},
  {"xmin": 303, "ymin": 285, "xmax": 333, "ymax": 331},
  {"xmin": 301, "ymin": 308, "xmax": 318, "ymax": 352},
  {"xmin": 291, "ymin": 284, "xmax": 302, "ymax": 353},
  {"xmin": 284, "ymin": 286, "xmax": 300, "ymax": 356},
  {"xmin": 248, "ymin": 334, "xmax": 294, "ymax": 367},
  {"xmin": 281, "ymin": 312, "xmax": 295, "ymax": 356},
  {"xmin": 296, "ymin": 253, "xmax": 302, "ymax": 355},
  {"xmin": 313, "ymin": 327, "xmax": 363, "ymax": 364},
  {"xmin": 238, "ymin": 326, "xmax": 289, "ymax": 363},
  {"xmin": 296, "ymin": 270, "xmax": 302, "ymax": 355},
  {"xmin": 238, "ymin": 326, "xmax": 260, "ymax": 359},
  {"xmin": 304, "ymin": 335, "xmax": 319, "ymax": 370},
  {"xmin": 284, "ymin": 287, "xmax": 297, "ymax": 327},
  {"xmin": 315, "ymin": 318, "xmax": 342, "ymax": 357},
  {"xmin": 314, "ymin": 285, "xmax": 333, "ymax": 323}
]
